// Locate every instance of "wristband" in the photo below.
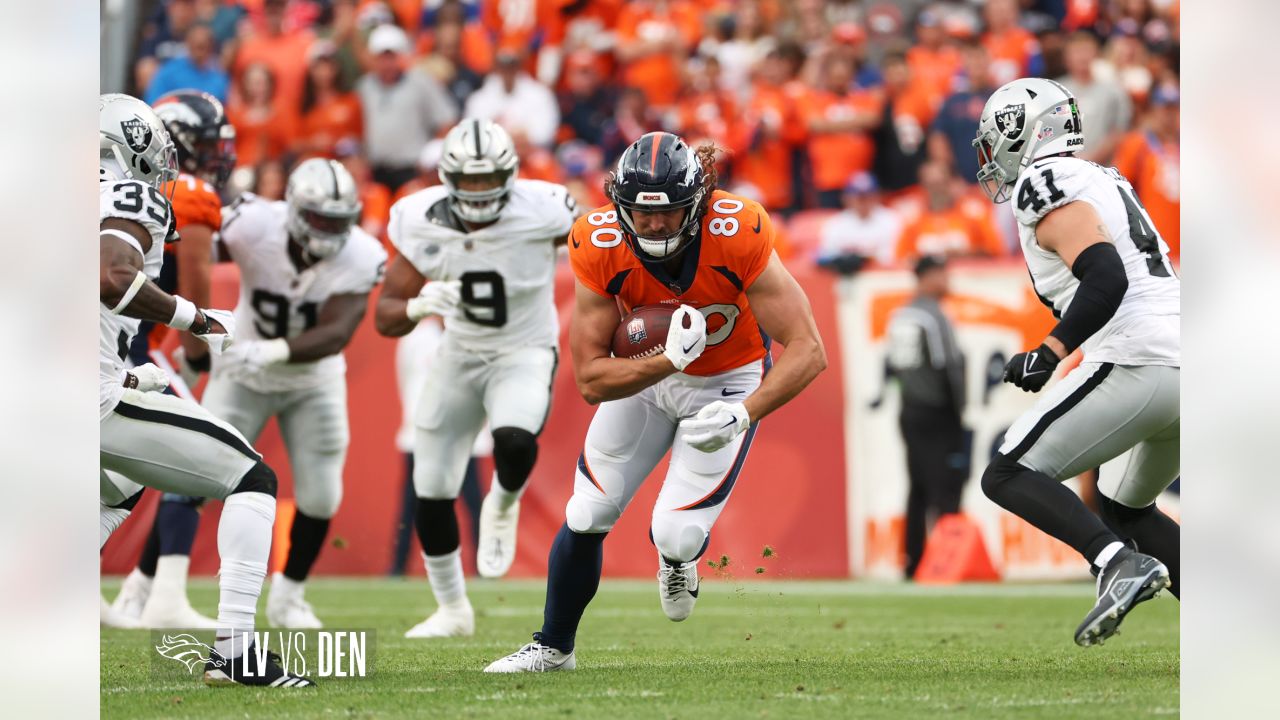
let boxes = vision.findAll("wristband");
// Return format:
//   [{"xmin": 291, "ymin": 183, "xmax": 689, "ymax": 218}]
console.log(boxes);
[
  {"xmin": 169, "ymin": 296, "xmax": 198, "ymax": 330},
  {"xmin": 110, "ymin": 270, "xmax": 148, "ymax": 315}
]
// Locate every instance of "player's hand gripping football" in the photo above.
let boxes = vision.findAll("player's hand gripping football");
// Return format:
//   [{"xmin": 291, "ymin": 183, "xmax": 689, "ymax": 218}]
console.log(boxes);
[
  {"xmin": 1003, "ymin": 343, "xmax": 1060, "ymax": 392},
  {"xmin": 684, "ymin": 401, "xmax": 751, "ymax": 453},
  {"xmin": 191, "ymin": 308, "xmax": 236, "ymax": 355},
  {"xmin": 662, "ymin": 305, "xmax": 707, "ymax": 371},
  {"xmin": 407, "ymin": 280, "xmax": 462, "ymax": 322}
]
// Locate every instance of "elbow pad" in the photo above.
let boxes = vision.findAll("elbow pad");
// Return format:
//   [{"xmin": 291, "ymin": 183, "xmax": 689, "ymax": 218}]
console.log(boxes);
[{"xmin": 1050, "ymin": 242, "xmax": 1129, "ymax": 353}]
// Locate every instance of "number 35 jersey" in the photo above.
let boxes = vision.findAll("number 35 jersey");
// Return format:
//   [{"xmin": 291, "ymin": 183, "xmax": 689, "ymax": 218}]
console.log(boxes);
[
  {"xmin": 1013, "ymin": 156, "xmax": 1179, "ymax": 367},
  {"xmin": 568, "ymin": 190, "xmax": 776, "ymax": 376},
  {"xmin": 218, "ymin": 193, "xmax": 387, "ymax": 393},
  {"xmin": 388, "ymin": 179, "xmax": 577, "ymax": 353}
]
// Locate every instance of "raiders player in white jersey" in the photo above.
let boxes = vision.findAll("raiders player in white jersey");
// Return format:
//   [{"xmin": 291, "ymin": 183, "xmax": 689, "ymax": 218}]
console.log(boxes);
[
  {"xmin": 201, "ymin": 158, "xmax": 386, "ymax": 628},
  {"xmin": 98, "ymin": 94, "xmax": 312, "ymax": 687},
  {"xmin": 973, "ymin": 78, "xmax": 1178, "ymax": 647},
  {"xmin": 376, "ymin": 119, "xmax": 577, "ymax": 638}
]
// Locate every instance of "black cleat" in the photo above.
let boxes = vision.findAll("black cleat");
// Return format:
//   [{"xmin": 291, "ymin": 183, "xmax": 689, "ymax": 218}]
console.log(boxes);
[
  {"xmin": 1075, "ymin": 548, "xmax": 1170, "ymax": 647},
  {"xmin": 203, "ymin": 644, "xmax": 316, "ymax": 687}
]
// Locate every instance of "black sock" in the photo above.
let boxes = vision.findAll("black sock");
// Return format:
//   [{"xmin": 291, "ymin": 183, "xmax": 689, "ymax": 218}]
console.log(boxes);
[
  {"xmin": 138, "ymin": 498, "xmax": 202, "ymax": 577},
  {"xmin": 283, "ymin": 512, "xmax": 331, "ymax": 582},
  {"xmin": 538, "ymin": 524, "xmax": 606, "ymax": 653},
  {"xmin": 1100, "ymin": 497, "xmax": 1181, "ymax": 598},
  {"xmin": 982, "ymin": 454, "xmax": 1118, "ymax": 563},
  {"xmin": 137, "ymin": 515, "xmax": 162, "ymax": 577},
  {"xmin": 390, "ymin": 453, "xmax": 416, "ymax": 576},
  {"xmin": 415, "ymin": 498, "xmax": 460, "ymax": 556}
]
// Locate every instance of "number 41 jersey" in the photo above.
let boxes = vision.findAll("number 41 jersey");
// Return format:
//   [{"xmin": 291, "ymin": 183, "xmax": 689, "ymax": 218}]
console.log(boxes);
[
  {"xmin": 388, "ymin": 179, "xmax": 577, "ymax": 353},
  {"xmin": 1013, "ymin": 156, "xmax": 1180, "ymax": 367},
  {"xmin": 218, "ymin": 193, "xmax": 387, "ymax": 393}
]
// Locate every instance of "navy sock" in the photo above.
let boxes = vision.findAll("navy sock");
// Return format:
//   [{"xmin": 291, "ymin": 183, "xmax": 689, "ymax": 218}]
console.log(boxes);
[
  {"xmin": 156, "ymin": 497, "xmax": 201, "ymax": 557},
  {"xmin": 538, "ymin": 524, "xmax": 606, "ymax": 653},
  {"xmin": 137, "ymin": 516, "xmax": 162, "ymax": 577}
]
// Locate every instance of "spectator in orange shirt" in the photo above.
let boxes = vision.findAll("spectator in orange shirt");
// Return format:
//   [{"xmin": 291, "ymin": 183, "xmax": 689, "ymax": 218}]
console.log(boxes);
[
  {"xmin": 614, "ymin": 0, "xmax": 703, "ymax": 109},
  {"xmin": 670, "ymin": 55, "xmax": 738, "ymax": 153},
  {"xmin": 232, "ymin": 0, "xmax": 316, "ymax": 121},
  {"xmin": 907, "ymin": 7, "xmax": 962, "ymax": 109},
  {"xmin": 735, "ymin": 43, "xmax": 809, "ymax": 213},
  {"xmin": 896, "ymin": 160, "xmax": 1005, "ymax": 262},
  {"xmin": 803, "ymin": 52, "xmax": 881, "ymax": 208},
  {"xmin": 1113, "ymin": 83, "xmax": 1180, "ymax": 261},
  {"xmin": 227, "ymin": 62, "xmax": 297, "ymax": 166},
  {"xmin": 981, "ymin": 0, "xmax": 1043, "ymax": 86},
  {"xmin": 294, "ymin": 41, "xmax": 364, "ymax": 159}
]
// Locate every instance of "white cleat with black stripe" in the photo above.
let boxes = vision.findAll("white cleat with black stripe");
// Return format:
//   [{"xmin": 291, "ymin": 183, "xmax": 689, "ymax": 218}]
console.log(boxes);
[
  {"xmin": 658, "ymin": 558, "xmax": 700, "ymax": 622},
  {"xmin": 203, "ymin": 644, "xmax": 316, "ymax": 687},
  {"xmin": 1074, "ymin": 547, "xmax": 1170, "ymax": 647}
]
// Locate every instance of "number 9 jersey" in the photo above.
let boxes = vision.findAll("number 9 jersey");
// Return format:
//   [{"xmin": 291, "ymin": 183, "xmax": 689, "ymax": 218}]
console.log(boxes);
[
  {"xmin": 568, "ymin": 189, "xmax": 777, "ymax": 376},
  {"xmin": 388, "ymin": 179, "xmax": 578, "ymax": 352}
]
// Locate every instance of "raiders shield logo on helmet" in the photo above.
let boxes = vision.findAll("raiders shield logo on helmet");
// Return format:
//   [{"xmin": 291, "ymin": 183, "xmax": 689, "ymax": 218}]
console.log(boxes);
[
  {"xmin": 120, "ymin": 116, "xmax": 152, "ymax": 153},
  {"xmin": 994, "ymin": 104, "xmax": 1026, "ymax": 140}
]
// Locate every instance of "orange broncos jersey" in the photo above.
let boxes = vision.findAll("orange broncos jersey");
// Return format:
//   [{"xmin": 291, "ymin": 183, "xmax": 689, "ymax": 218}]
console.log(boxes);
[
  {"xmin": 568, "ymin": 190, "xmax": 775, "ymax": 376},
  {"xmin": 165, "ymin": 173, "xmax": 222, "ymax": 237}
]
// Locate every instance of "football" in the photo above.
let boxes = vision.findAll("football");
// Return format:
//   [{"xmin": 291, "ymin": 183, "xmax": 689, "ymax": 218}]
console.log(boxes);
[{"xmin": 610, "ymin": 305, "xmax": 677, "ymax": 359}]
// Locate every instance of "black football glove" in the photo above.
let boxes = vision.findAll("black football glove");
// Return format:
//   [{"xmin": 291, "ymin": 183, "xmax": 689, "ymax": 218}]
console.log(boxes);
[{"xmin": 1003, "ymin": 343, "xmax": 1060, "ymax": 392}]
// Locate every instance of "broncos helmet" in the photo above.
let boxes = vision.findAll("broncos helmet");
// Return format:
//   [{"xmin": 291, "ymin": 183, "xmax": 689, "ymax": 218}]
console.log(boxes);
[
  {"xmin": 99, "ymin": 93, "xmax": 179, "ymax": 193},
  {"xmin": 152, "ymin": 90, "xmax": 237, "ymax": 189},
  {"xmin": 972, "ymin": 77, "xmax": 1084, "ymax": 203},
  {"xmin": 606, "ymin": 132, "xmax": 707, "ymax": 260}
]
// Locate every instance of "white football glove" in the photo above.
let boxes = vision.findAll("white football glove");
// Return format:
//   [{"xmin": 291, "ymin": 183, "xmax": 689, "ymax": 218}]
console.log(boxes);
[
  {"xmin": 662, "ymin": 305, "xmax": 707, "ymax": 372},
  {"xmin": 683, "ymin": 401, "xmax": 751, "ymax": 453},
  {"xmin": 192, "ymin": 308, "xmax": 236, "ymax": 355},
  {"xmin": 221, "ymin": 338, "xmax": 291, "ymax": 374},
  {"xmin": 123, "ymin": 363, "xmax": 171, "ymax": 393},
  {"xmin": 406, "ymin": 280, "xmax": 462, "ymax": 322}
]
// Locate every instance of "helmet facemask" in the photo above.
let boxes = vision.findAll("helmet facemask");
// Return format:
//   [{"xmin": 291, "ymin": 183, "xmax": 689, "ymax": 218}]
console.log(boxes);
[
  {"xmin": 613, "ymin": 188, "xmax": 706, "ymax": 260},
  {"xmin": 973, "ymin": 127, "xmax": 1015, "ymax": 204},
  {"xmin": 288, "ymin": 205, "xmax": 359, "ymax": 258},
  {"xmin": 440, "ymin": 167, "xmax": 516, "ymax": 224}
]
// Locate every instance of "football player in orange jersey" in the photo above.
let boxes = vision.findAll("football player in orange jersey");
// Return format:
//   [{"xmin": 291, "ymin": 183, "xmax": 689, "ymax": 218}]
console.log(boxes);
[
  {"xmin": 485, "ymin": 132, "xmax": 827, "ymax": 673},
  {"xmin": 107, "ymin": 90, "xmax": 237, "ymax": 629}
]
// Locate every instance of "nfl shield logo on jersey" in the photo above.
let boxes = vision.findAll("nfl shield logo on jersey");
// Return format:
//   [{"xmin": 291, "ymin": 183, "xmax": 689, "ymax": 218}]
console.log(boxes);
[
  {"xmin": 627, "ymin": 318, "xmax": 647, "ymax": 344},
  {"xmin": 995, "ymin": 104, "xmax": 1025, "ymax": 140},
  {"xmin": 120, "ymin": 116, "xmax": 153, "ymax": 153}
]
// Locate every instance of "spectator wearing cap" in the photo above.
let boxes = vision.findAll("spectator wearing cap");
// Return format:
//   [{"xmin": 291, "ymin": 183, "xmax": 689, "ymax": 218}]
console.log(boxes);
[
  {"xmin": 1112, "ymin": 83, "xmax": 1179, "ymax": 261},
  {"xmin": 802, "ymin": 52, "xmax": 881, "ymax": 209},
  {"xmin": 144, "ymin": 23, "xmax": 230, "ymax": 103},
  {"xmin": 357, "ymin": 23, "xmax": 458, "ymax": 193},
  {"xmin": 227, "ymin": 62, "xmax": 296, "ymax": 167},
  {"xmin": 293, "ymin": 41, "xmax": 363, "ymax": 159},
  {"xmin": 232, "ymin": 0, "xmax": 316, "ymax": 122},
  {"xmin": 981, "ymin": 0, "xmax": 1043, "ymax": 86},
  {"xmin": 558, "ymin": 51, "xmax": 616, "ymax": 147},
  {"xmin": 816, "ymin": 172, "xmax": 902, "ymax": 273},
  {"xmin": 1057, "ymin": 31, "xmax": 1132, "ymax": 164},
  {"xmin": 135, "ymin": 0, "xmax": 199, "ymax": 93},
  {"xmin": 895, "ymin": 160, "xmax": 1004, "ymax": 262},
  {"xmin": 927, "ymin": 39, "xmax": 996, "ymax": 185},
  {"xmin": 885, "ymin": 254, "xmax": 967, "ymax": 580},
  {"xmin": 464, "ymin": 49, "xmax": 561, "ymax": 149}
]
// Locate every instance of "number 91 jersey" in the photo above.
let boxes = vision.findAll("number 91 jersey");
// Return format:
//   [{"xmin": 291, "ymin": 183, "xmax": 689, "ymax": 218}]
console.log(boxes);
[
  {"xmin": 1013, "ymin": 156, "xmax": 1179, "ymax": 366},
  {"xmin": 218, "ymin": 193, "xmax": 387, "ymax": 392},
  {"xmin": 388, "ymin": 179, "xmax": 578, "ymax": 353},
  {"xmin": 568, "ymin": 190, "xmax": 776, "ymax": 376}
]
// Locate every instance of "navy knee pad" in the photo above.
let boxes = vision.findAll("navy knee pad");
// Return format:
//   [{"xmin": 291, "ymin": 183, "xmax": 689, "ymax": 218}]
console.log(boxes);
[
  {"xmin": 492, "ymin": 426, "xmax": 539, "ymax": 492},
  {"xmin": 231, "ymin": 461, "xmax": 278, "ymax": 497}
]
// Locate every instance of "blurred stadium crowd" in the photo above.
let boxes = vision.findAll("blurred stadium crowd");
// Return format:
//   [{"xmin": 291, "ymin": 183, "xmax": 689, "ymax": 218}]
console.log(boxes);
[{"xmin": 119, "ymin": 0, "xmax": 1180, "ymax": 266}]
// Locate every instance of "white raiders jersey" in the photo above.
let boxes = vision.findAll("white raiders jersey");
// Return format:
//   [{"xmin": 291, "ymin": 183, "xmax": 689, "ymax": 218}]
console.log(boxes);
[
  {"xmin": 99, "ymin": 173, "xmax": 175, "ymax": 419},
  {"xmin": 1012, "ymin": 156, "xmax": 1179, "ymax": 367},
  {"xmin": 217, "ymin": 193, "xmax": 387, "ymax": 393},
  {"xmin": 388, "ymin": 179, "xmax": 577, "ymax": 353}
]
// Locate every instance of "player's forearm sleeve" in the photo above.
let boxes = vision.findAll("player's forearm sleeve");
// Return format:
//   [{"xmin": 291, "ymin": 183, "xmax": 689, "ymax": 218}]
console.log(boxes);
[{"xmin": 1050, "ymin": 242, "xmax": 1129, "ymax": 353}]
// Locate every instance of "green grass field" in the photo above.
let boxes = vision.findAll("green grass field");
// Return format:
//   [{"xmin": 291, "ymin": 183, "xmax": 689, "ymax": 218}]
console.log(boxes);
[{"xmin": 101, "ymin": 577, "xmax": 1178, "ymax": 719}]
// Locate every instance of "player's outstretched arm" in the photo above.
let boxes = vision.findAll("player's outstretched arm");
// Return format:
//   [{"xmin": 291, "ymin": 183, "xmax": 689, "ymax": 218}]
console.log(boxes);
[
  {"xmin": 740, "ymin": 251, "xmax": 827, "ymax": 423},
  {"xmin": 374, "ymin": 252, "xmax": 429, "ymax": 337},
  {"xmin": 100, "ymin": 217, "xmax": 227, "ymax": 337},
  {"xmin": 570, "ymin": 280, "xmax": 678, "ymax": 405}
]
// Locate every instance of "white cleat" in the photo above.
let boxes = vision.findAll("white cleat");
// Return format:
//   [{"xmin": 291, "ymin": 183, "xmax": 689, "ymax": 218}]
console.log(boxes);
[
  {"xmin": 404, "ymin": 600, "xmax": 475, "ymax": 638},
  {"xmin": 658, "ymin": 558, "xmax": 700, "ymax": 622},
  {"xmin": 101, "ymin": 595, "xmax": 144, "ymax": 629},
  {"xmin": 483, "ymin": 640, "xmax": 576, "ymax": 673},
  {"xmin": 267, "ymin": 573, "xmax": 323, "ymax": 629},
  {"xmin": 110, "ymin": 568, "xmax": 152, "ymax": 622},
  {"xmin": 139, "ymin": 555, "xmax": 219, "ymax": 629},
  {"xmin": 477, "ymin": 493, "xmax": 520, "ymax": 579}
]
